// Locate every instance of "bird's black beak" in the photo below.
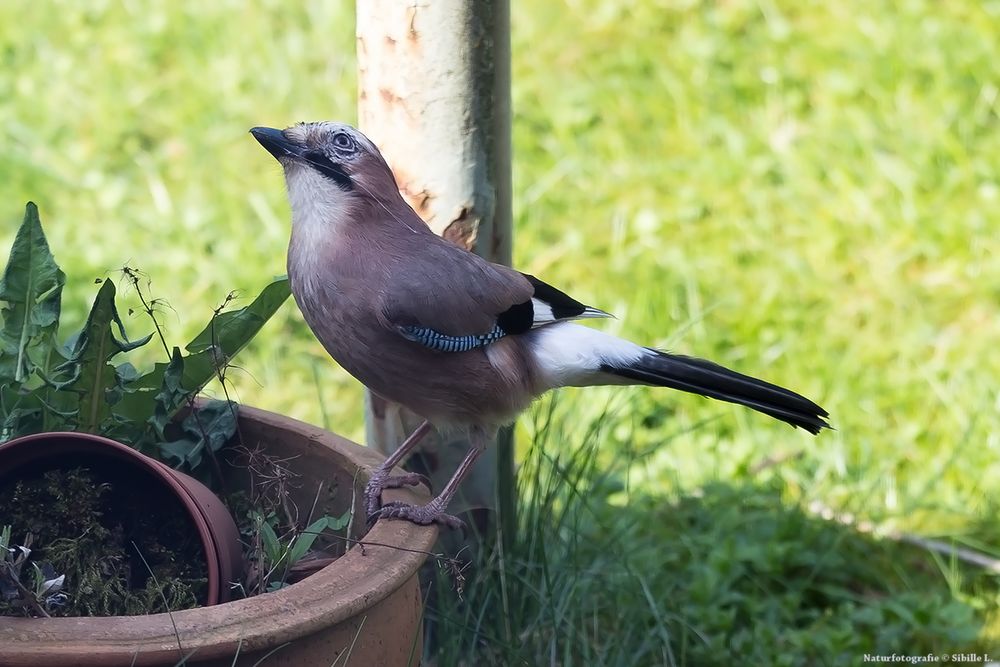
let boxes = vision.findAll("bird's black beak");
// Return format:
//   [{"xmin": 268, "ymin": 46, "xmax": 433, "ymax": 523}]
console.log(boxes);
[{"xmin": 250, "ymin": 126, "xmax": 302, "ymax": 160}]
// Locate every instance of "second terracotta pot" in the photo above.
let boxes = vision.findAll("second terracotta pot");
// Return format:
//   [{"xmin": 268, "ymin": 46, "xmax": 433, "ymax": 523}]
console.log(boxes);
[{"xmin": 0, "ymin": 431, "xmax": 242, "ymax": 606}]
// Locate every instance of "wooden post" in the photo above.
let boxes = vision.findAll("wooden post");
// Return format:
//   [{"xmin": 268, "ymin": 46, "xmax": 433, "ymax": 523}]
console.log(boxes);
[{"xmin": 356, "ymin": 1, "xmax": 514, "ymax": 535}]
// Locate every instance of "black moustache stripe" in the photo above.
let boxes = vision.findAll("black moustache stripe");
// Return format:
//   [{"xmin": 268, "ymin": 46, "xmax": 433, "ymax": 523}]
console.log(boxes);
[{"xmin": 303, "ymin": 150, "xmax": 353, "ymax": 190}]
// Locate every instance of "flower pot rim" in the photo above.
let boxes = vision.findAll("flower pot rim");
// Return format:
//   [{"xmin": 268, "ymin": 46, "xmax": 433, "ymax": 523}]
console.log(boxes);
[{"xmin": 0, "ymin": 404, "xmax": 437, "ymax": 667}]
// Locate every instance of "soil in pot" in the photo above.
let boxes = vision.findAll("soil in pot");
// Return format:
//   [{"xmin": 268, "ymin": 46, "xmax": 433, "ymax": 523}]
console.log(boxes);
[{"xmin": 0, "ymin": 458, "xmax": 208, "ymax": 617}]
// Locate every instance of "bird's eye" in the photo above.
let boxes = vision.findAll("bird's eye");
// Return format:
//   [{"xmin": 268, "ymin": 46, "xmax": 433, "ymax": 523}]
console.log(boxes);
[{"xmin": 332, "ymin": 132, "xmax": 354, "ymax": 151}]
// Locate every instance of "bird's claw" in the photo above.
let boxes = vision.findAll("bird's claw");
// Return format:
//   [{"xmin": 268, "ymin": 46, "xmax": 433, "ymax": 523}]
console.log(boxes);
[
  {"xmin": 368, "ymin": 500, "xmax": 465, "ymax": 530},
  {"xmin": 364, "ymin": 470, "xmax": 430, "ymax": 519}
]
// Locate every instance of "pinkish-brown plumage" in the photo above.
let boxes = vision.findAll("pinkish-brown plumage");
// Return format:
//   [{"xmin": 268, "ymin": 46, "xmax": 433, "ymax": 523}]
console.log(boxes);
[{"xmin": 288, "ymin": 217, "xmax": 540, "ymax": 428}]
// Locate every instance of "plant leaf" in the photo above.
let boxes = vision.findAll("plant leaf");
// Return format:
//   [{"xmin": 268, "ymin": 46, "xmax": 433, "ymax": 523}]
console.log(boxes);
[
  {"xmin": 114, "ymin": 362, "xmax": 140, "ymax": 383},
  {"xmin": 185, "ymin": 277, "xmax": 290, "ymax": 356},
  {"xmin": 32, "ymin": 563, "xmax": 64, "ymax": 597},
  {"xmin": 287, "ymin": 513, "xmax": 350, "ymax": 565},
  {"xmin": 0, "ymin": 203, "xmax": 66, "ymax": 383},
  {"xmin": 71, "ymin": 281, "xmax": 118, "ymax": 432},
  {"xmin": 110, "ymin": 278, "xmax": 290, "ymax": 431},
  {"xmin": 178, "ymin": 277, "xmax": 289, "ymax": 402},
  {"xmin": 57, "ymin": 280, "xmax": 147, "ymax": 433},
  {"xmin": 324, "ymin": 511, "xmax": 351, "ymax": 532},
  {"xmin": 157, "ymin": 399, "xmax": 238, "ymax": 471},
  {"xmin": 287, "ymin": 517, "xmax": 327, "ymax": 564},
  {"xmin": 109, "ymin": 351, "xmax": 179, "ymax": 428},
  {"xmin": 259, "ymin": 520, "xmax": 282, "ymax": 565},
  {"xmin": 150, "ymin": 347, "xmax": 186, "ymax": 436}
]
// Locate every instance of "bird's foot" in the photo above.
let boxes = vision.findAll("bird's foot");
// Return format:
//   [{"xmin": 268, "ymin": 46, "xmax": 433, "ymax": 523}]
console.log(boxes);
[
  {"xmin": 368, "ymin": 500, "xmax": 465, "ymax": 530},
  {"xmin": 364, "ymin": 469, "xmax": 429, "ymax": 519}
]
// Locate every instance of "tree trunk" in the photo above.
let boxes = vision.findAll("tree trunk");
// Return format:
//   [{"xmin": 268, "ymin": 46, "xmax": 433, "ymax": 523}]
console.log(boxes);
[{"xmin": 356, "ymin": 1, "xmax": 514, "ymax": 534}]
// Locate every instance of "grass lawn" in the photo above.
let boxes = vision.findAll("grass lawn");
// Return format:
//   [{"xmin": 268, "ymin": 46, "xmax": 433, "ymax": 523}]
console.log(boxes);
[{"xmin": 2, "ymin": 0, "xmax": 998, "ymax": 663}]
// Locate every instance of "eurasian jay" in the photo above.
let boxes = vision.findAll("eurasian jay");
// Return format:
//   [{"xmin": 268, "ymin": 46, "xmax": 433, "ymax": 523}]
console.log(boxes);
[{"xmin": 251, "ymin": 122, "xmax": 829, "ymax": 529}]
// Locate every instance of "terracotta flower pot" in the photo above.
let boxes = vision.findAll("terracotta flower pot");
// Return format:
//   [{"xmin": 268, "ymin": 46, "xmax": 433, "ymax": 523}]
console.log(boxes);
[
  {"xmin": 0, "ymin": 405, "xmax": 437, "ymax": 666},
  {"xmin": 0, "ymin": 431, "xmax": 242, "ymax": 607}
]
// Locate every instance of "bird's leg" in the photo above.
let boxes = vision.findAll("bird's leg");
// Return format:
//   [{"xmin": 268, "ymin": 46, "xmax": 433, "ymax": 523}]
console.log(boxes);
[
  {"xmin": 364, "ymin": 420, "xmax": 433, "ymax": 519},
  {"xmin": 370, "ymin": 429, "xmax": 488, "ymax": 530}
]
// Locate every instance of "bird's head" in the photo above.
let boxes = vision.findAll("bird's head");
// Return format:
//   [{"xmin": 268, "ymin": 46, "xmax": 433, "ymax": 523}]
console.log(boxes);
[{"xmin": 251, "ymin": 122, "xmax": 402, "ymax": 233}]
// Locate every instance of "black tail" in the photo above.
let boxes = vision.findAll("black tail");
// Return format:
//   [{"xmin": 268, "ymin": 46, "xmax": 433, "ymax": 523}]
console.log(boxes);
[{"xmin": 602, "ymin": 352, "xmax": 830, "ymax": 434}]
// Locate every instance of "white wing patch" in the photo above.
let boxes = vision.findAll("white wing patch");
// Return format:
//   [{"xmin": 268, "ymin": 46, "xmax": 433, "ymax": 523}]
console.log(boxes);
[{"xmin": 531, "ymin": 299, "xmax": 556, "ymax": 326}]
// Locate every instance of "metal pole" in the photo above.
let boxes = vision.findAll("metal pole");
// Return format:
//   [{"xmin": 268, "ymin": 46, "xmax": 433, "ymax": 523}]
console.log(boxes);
[{"xmin": 357, "ymin": 0, "xmax": 514, "ymax": 537}]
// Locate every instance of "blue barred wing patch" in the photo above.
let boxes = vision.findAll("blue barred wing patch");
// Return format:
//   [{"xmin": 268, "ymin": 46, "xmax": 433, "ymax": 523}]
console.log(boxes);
[{"xmin": 399, "ymin": 324, "xmax": 506, "ymax": 352}]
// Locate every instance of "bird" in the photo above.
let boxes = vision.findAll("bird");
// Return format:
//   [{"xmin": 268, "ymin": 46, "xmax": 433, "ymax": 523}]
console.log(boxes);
[{"xmin": 250, "ymin": 121, "xmax": 830, "ymax": 529}]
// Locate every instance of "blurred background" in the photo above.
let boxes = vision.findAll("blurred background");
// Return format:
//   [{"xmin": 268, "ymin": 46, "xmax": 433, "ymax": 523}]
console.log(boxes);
[{"xmin": 2, "ymin": 0, "xmax": 998, "ymax": 661}]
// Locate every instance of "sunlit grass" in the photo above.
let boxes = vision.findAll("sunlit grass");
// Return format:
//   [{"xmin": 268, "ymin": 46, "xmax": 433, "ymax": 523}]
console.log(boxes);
[
  {"xmin": 428, "ymin": 398, "xmax": 993, "ymax": 665},
  {"xmin": 2, "ymin": 0, "xmax": 998, "ymax": 660}
]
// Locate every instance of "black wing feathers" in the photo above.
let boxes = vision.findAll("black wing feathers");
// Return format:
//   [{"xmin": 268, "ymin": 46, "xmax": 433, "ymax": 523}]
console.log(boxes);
[
  {"xmin": 495, "ymin": 273, "xmax": 610, "ymax": 335},
  {"xmin": 496, "ymin": 299, "xmax": 534, "ymax": 335},
  {"xmin": 522, "ymin": 274, "xmax": 591, "ymax": 319}
]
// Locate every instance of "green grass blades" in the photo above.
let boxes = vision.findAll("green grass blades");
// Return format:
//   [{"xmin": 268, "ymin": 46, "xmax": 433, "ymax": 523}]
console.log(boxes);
[{"xmin": 426, "ymin": 400, "xmax": 995, "ymax": 665}]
